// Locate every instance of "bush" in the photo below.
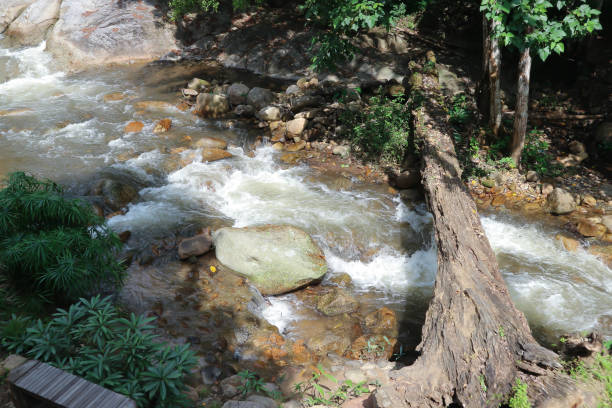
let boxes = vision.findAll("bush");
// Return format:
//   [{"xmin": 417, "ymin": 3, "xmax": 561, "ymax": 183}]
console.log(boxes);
[
  {"xmin": 0, "ymin": 172, "xmax": 124, "ymax": 310},
  {"xmin": 521, "ymin": 129, "xmax": 561, "ymax": 176},
  {"xmin": 343, "ymin": 94, "xmax": 412, "ymax": 163},
  {"xmin": 508, "ymin": 378, "xmax": 531, "ymax": 408},
  {"xmin": 0, "ymin": 296, "xmax": 197, "ymax": 408}
]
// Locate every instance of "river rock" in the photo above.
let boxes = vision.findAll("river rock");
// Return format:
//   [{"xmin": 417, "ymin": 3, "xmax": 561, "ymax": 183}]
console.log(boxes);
[
  {"xmin": 257, "ymin": 106, "xmax": 281, "ymax": 121},
  {"xmin": 285, "ymin": 140, "xmax": 306, "ymax": 152},
  {"xmin": 124, "ymin": 121, "xmax": 144, "ymax": 133},
  {"xmin": 46, "ymin": 0, "xmax": 176, "ymax": 69},
  {"xmin": 555, "ymin": 234, "xmax": 579, "ymax": 252},
  {"xmin": 179, "ymin": 230, "xmax": 212, "ymax": 260},
  {"xmin": 364, "ymin": 307, "xmax": 398, "ymax": 337},
  {"xmin": 581, "ymin": 195, "xmax": 597, "ymax": 207},
  {"xmin": 247, "ymin": 87, "xmax": 274, "ymax": 109},
  {"xmin": 306, "ymin": 332, "xmax": 351, "ymax": 356},
  {"xmin": 196, "ymin": 93, "xmax": 230, "ymax": 117},
  {"xmin": 286, "ymin": 118, "xmax": 307, "ymax": 135},
  {"xmin": 235, "ymin": 104, "xmax": 255, "ymax": 117},
  {"xmin": 213, "ymin": 225, "xmax": 327, "ymax": 295},
  {"xmin": 153, "ymin": 119, "xmax": 171, "ymax": 133},
  {"xmin": 227, "ymin": 83, "xmax": 250, "ymax": 106},
  {"xmin": 194, "ymin": 137, "xmax": 228, "ymax": 150},
  {"xmin": 286, "ymin": 84, "xmax": 300, "ymax": 95},
  {"xmin": 602, "ymin": 215, "xmax": 612, "ymax": 232},
  {"xmin": 133, "ymin": 101, "xmax": 175, "ymax": 113},
  {"xmin": 5, "ymin": 0, "xmax": 60, "ymax": 45},
  {"xmin": 332, "ymin": 145, "xmax": 350, "ymax": 158},
  {"xmin": 526, "ymin": 170, "xmax": 539, "ymax": 182},
  {"xmin": 316, "ymin": 288, "xmax": 358, "ymax": 316},
  {"xmin": 290, "ymin": 95, "xmax": 322, "ymax": 112},
  {"xmin": 93, "ymin": 179, "xmax": 138, "ymax": 211},
  {"xmin": 547, "ymin": 188, "xmax": 576, "ymax": 215},
  {"xmin": 188, "ymin": 78, "xmax": 210, "ymax": 90},
  {"xmin": 394, "ymin": 170, "xmax": 420, "ymax": 189},
  {"xmin": 0, "ymin": 0, "xmax": 35, "ymax": 32},
  {"xmin": 577, "ymin": 220, "xmax": 606, "ymax": 238},
  {"xmin": 202, "ymin": 148, "xmax": 233, "ymax": 162}
]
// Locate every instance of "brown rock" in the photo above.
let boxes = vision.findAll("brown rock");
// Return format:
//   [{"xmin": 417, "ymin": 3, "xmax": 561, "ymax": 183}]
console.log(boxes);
[
  {"xmin": 581, "ymin": 195, "xmax": 597, "ymax": 207},
  {"xmin": 118, "ymin": 230, "xmax": 131, "ymax": 243},
  {"xmin": 394, "ymin": 170, "xmax": 420, "ymax": 189},
  {"xmin": 196, "ymin": 93, "xmax": 230, "ymax": 117},
  {"xmin": 316, "ymin": 288, "xmax": 358, "ymax": 316},
  {"xmin": 555, "ymin": 234, "xmax": 579, "ymax": 252},
  {"xmin": 153, "ymin": 118, "xmax": 171, "ymax": 133},
  {"xmin": 286, "ymin": 141, "xmax": 306, "ymax": 152},
  {"xmin": 124, "ymin": 121, "xmax": 144, "ymax": 133},
  {"xmin": 133, "ymin": 101, "xmax": 175, "ymax": 112},
  {"xmin": 287, "ymin": 118, "xmax": 308, "ymax": 135},
  {"xmin": 364, "ymin": 307, "xmax": 398, "ymax": 337},
  {"xmin": 179, "ymin": 229, "xmax": 212, "ymax": 260},
  {"xmin": 103, "ymin": 92, "xmax": 125, "ymax": 102},
  {"xmin": 193, "ymin": 137, "xmax": 228, "ymax": 150},
  {"xmin": 577, "ymin": 220, "xmax": 606, "ymax": 238},
  {"xmin": 491, "ymin": 195, "xmax": 506, "ymax": 207},
  {"xmin": 280, "ymin": 153, "xmax": 301, "ymax": 164},
  {"xmin": 201, "ymin": 148, "xmax": 233, "ymax": 162},
  {"xmin": 272, "ymin": 142, "xmax": 284, "ymax": 151}
]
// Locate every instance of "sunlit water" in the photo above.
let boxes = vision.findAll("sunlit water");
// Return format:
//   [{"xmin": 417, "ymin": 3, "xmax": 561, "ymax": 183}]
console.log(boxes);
[{"xmin": 1, "ymin": 38, "xmax": 610, "ymax": 345}]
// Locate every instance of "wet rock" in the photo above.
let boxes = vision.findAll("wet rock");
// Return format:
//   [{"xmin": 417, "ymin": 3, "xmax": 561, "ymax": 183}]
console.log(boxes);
[
  {"xmin": 257, "ymin": 106, "xmax": 281, "ymax": 121},
  {"xmin": 133, "ymin": 101, "xmax": 175, "ymax": 112},
  {"xmin": 118, "ymin": 230, "xmax": 131, "ymax": 243},
  {"xmin": 541, "ymin": 183, "xmax": 554, "ymax": 196},
  {"xmin": 287, "ymin": 118, "xmax": 308, "ymax": 136},
  {"xmin": 330, "ymin": 273, "xmax": 353, "ymax": 287},
  {"xmin": 316, "ymin": 288, "xmax": 358, "ymax": 316},
  {"xmin": 306, "ymin": 332, "xmax": 351, "ymax": 355},
  {"xmin": 364, "ymin": 307, "xmax": 398, "ymax": 337},
  {"xmin": 394, "ymin": 170, "xmax": 420, "ymax": 189},
  {"xmin": 577, "ymin": 220, "xmax": 606, "ymax": 238},
  {"xmin": 285, "ymin": 140, "xmax": 306, "ymax": 152},
  {"xmin": 0, "ymin": 107, "xmax": 33, "ymax": 116},
  {"xmin": 526, "ymin": 171, "xmax": 539, "ymax": 182},
  {"xmin": 213, "ymin": 225, "xmax": 327, "ymax": 295},
  {"xmin": 153, "ymin": 119, "xmax": 171, "ymax": 133},
  {"xmin": 124, "ymin": 121, "xmax": 144, "ymax": 133},
  {"xmin": 235, "ymin": 104, "xmax": 255, "ymax": 117},
  {"xmin": 602, "ymin": 215, "xmax": 612, "ymax": 232},
  {"xmin": 202, "ymin": 148, "xmax": 233, "ymax": 162},
  {"xmin": 46, "ymin": 0, "xmax": 176, "ymax": 69},
  {"xmin": 280, "ymin": 152, "xmax": 301, "ymax": 164},
  {"xmin": 6, "ymin": 0, "xmax": 60, "ymax": 45},
  {"xmin": 272, "ymin": 142, "xmax": 284, "ymax": 151},
  {"xmin": 346, "ymin": 335, "xmax": 395, "ymax": 360},
  {"xmin": 93, "ymin": 179, "xmax": 138, "ymax": 211},
  {"xmin": 555, "ymin": 234, "xmax": 579, "ymax": 252},
  {"xmin": 332, "ymin": 145, "xmax": 350, "ymax": 158},
  {"xmin": 196, "ymin": 93, "xmax": 230, "ymax": 117},
  {"xmin": 103, "ymin": 92, "xmax": 125, "ymax": 102},
  {"xmin": 179, "ymin": 229, "xmax": 212, "ymax": 260},
  {"xmin": 247, "ymin": 87, "xmax": 274, "ymax": 109},
  {"xmin": 581, "ymin": 195, "xmax": 597, "ymax": 207},
  {"xmin": 547, "ymin": 188, "xmax": 576, "ymax": 215},
  {"xmin": 194, "ymin": 137, "xmax": 228, "ymax": 150}
]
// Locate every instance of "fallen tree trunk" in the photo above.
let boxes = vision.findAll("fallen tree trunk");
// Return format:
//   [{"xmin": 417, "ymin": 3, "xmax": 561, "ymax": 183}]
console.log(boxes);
[{"xmin": 373, "ymin": 56, "xmax": 573, "ymax": 408}]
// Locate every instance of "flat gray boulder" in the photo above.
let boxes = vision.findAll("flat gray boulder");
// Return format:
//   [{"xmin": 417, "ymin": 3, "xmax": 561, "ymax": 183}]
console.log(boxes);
[
  {"xmin": 213, "ymin": 225, "xmax": 327, "ymax": 295},
  {"xmin": 46, "ymin": 0, "xmax": 176, "ymax": 69},
  {"xmin": 5, "ymin": 0, "xmax": 60, "ymax": 45},
  {"xmin": 0, "ymin": 0, "xmax": 35, "ymax": 33}
]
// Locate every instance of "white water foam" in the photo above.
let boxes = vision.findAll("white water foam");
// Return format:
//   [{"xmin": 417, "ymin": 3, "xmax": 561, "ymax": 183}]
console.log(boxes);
[{"xmin": 261, "ymin": 295, "xmax": 302, "ymax": 335}]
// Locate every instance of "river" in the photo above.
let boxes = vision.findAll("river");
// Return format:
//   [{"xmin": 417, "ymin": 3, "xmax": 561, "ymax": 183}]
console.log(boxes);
[{"xmin": 1, "ymin": 37, "xmax": 610, "ymax": 353}]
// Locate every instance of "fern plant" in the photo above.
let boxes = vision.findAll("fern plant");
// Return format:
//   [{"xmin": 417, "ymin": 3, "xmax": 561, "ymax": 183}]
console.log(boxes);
[
  {"xmin": 0, "ymin": 172, "xmax": 124, "ymax": 310},
  {"xmin": 0, "ymin": 296, "xmax": 197, "ymax": 408}
]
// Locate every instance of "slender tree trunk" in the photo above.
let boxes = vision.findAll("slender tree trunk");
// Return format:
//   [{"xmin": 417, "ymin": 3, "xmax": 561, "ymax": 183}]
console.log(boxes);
[
  {"xmin": 510, "ymin": 46, "xmax": 531, "ymax": 166},
  {"xmin": 373, "ymin": 55, "xmax": 570, "ymax": 408},
  {"xmin": 478, "ymin": 16, "xmax": 502, "ymax": 136}
]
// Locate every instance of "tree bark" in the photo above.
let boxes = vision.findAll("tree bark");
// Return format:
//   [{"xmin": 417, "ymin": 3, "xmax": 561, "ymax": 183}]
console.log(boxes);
[
  {"xmin": 373, "ymin": 58, "xmax": 562, "ymax": 408},
  {"xmin": 478, "ymin": 16, "xmax": 502, "ymax": 136},
  {"xmin": 510, "ymin": 47, "xmax": 531, "ymax": 166}
]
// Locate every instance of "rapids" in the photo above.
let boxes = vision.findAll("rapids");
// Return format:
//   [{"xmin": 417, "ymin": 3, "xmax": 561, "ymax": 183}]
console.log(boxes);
[{"xmin": 1, "ymin": 38, "xmax": 610, "ymax": 348}]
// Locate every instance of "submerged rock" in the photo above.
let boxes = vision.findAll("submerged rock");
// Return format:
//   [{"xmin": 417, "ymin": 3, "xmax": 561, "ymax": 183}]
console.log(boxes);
[
  {"xmin": 193, "ymin": 137, "xmax": 228, "ymax": 150},
  {"xmin": 547, "ymin": 188, "xmax": 576, "ymax": 215},
  {"xmin": 316, "ymin": 287, "xmax": 358, "ymax": 316},
  {"xmin": 92, "ymin": 179, "xmax": 138, "ymax": 211},
  {"xmin": 196, "ymin": 93, "xmax": 230, "ymax": 117},
  {"xmin": 213, "ymin": 225, "xmax": 327, "ymax": 295},
  {"xmin": 179, "ymin": 230, "xmax": 213, "ymax": 260},
  {"xmin": 201, "ymin": 148, "xmax": 233, "ymax": 162},
  {"xmin": 0, "ymin": 0, "xmax": 35, "ymax": 32}
]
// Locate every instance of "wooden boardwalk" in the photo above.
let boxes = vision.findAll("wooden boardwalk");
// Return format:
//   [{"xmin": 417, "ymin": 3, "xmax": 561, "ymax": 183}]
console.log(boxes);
[{"xmin": 7, "ymin": 359, "xmax": 136, "ymax": 408}]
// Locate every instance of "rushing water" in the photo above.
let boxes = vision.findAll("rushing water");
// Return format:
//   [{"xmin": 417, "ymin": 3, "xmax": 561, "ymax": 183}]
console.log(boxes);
[{"xmin": 1, "ymin": 38, "xmax": 610, "ymax": 345}]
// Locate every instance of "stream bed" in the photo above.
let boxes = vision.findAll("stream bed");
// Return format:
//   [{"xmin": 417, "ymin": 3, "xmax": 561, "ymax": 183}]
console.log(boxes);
[{"xmin": 1, "ymin": 37, "xmax": 611, "ymax": 363}]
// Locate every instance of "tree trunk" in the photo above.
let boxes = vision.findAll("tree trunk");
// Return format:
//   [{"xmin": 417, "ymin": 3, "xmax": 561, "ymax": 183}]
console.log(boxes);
[
  {"xmin": 373, "ymin": 57, "xmax": 563, "ymax": 408},
  {"xmin": 510, "ymin": 47, "xmax": 531, "ymax": 166},
  {"xmin": 478, "ymin": 16, "xmax": 502, "ymax": 136}
]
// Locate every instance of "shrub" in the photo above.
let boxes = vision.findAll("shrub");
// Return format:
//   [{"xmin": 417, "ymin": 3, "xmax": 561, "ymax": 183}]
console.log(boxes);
[
  {"xmin": 343, "ymin": 94, "xmax": 412, "ymax": 163},
  {"xmin": 508, "ymin": 378, "xmax": 531, "ymax": 408},
  {"xmin": 0, "ymin": 172, "xmax": 124, "ymax": 310},
  {"xmin": 0, "ymin": 296, "xmax": 197, "ymax": 408},
  {"xmin": 521, "ymin": 129, "xmax": 561, "ymax": 176}
]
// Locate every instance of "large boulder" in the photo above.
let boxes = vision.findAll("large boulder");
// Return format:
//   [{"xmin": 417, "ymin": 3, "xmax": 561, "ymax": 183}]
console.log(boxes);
[
  {"xmin": 5, "ymin": 0, "xmax": 60, "ymax": 45},
  {"xmin": 92, "ymin": 179, "xmax": 138, "ymax": 211},
  {"xmin": 196, "ymin": 93, "xmax": 230, "ymax": 117},
  {"xmin": 0, "ymin": 0, "xmax": 35, "ymax": 32},
  {"xmin": 547, "ymin": 187, "xmax": 576, "ymax": 215},
  {"xmin": 46, "ymin": 0, "xmax": 176, "ymax": 69},
  {"xmin": 213, "ymin": 225, "xmax": 327, "ymax": 295},
  {"xmin": 246, "ymin": 87, "xmax": 274, "ymax": 109},
  {"xmin": 316, "ymin": 288, "xmax": 358, "ymax": 316}
]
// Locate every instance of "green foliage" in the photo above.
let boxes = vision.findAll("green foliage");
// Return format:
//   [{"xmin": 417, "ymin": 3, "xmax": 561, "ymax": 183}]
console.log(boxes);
[
  {"xmin": 0, "ymin": 296, "xmax": 197, "ymax": 408},
  {"xmin": 448, "ymin": 93, "xmax": 472, "ymax": 126},
  {"xmin": 295, "ymin": 364, "xmax": 371, "ymax": 407},
  {"xmin": 0, "ymin": 172, "xmax": 124, "ymax": 309},
  {"xmin": 237, "ymin": 370, "xmax": 267, "ymax": 395},
  {"xmin": 303, "ymin": 0, "xmax": 406, "ymax": 71},
  {"xmin": 168, "ymin": 0, "xmax": 264, "ymax": 20},
  {"xmin": 508, "ymin": 378, "xmax": 531, "ymax": 408},
  {"xmin": 564, "ymin": 352, "xmax": 612, "ymax": 407},
  {"xmin": 480, "ymin": 0, "xmax": 602, "ymax": 60},
  {"xmin": 342, "ymin": 94, "xmax": 412, "ymax": 163},
  {"xmin": 521, "ymin": 129, "xmax": 561, "ymax": 176}
]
